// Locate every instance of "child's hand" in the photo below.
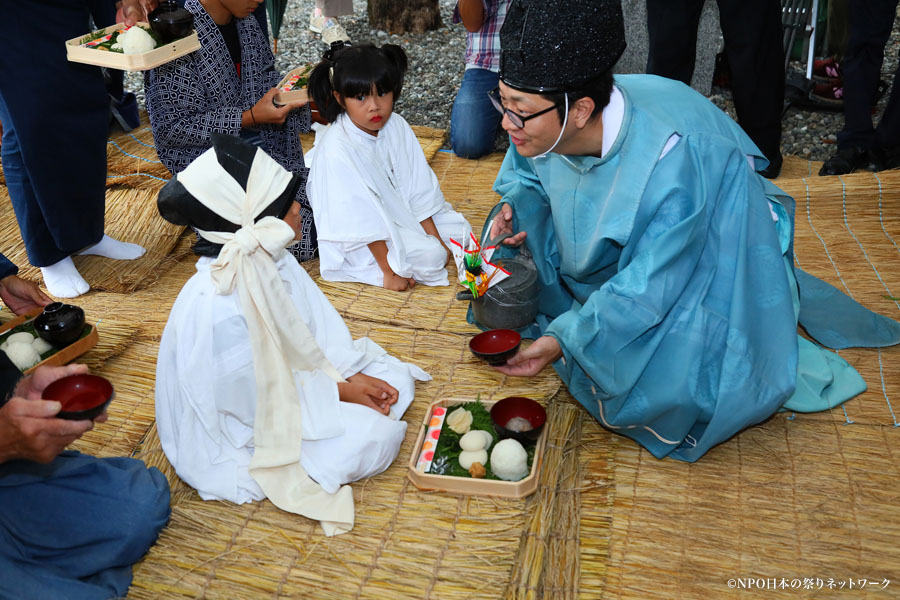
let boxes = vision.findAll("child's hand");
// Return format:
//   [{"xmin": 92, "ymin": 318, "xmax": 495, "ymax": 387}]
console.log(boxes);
[
  {"xmin": 383, "ymin": 272, "xmax": 416, "ymax": 291},
  {"xmin": 338, "ymin": 375, "xmax": 398, "ymax": 416},
  {"xmin": 347, "ymin": 373, "xmax": 399, "ymax": 406},
  {"xmin": 251, "ymin": 89, "xmax": 293, "ymax": 125}
]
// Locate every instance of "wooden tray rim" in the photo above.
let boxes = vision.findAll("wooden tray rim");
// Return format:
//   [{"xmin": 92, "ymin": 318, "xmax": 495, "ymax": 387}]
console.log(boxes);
[
  {"xmin": 65, "ymin": 23, "xmax": 200, "ymax": 71},
  {"xmin": 0, "ymin": 309, "xmax": 99, "ymax": 374},
  {"xmin": 406, "ymin": 397, "xmax": 547, "ymax": 498},
  {"xmin": 273, "ymin": 65, "xmax": 313, "ymax": 106}
]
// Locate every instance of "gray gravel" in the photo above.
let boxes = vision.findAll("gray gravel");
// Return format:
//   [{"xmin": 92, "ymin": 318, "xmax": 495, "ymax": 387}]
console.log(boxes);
[{"xmin": 127, "ymin": 0, "xmax": 900, "ymax": 162}]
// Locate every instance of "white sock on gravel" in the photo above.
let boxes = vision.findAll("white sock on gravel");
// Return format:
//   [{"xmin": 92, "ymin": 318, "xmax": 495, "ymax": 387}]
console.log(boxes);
[
  {"xmin": 77, "ymin": 234, "xmax": 146, "ymax": 260},
  {"xmin": 40, "ymin": 257, "xmax": 90, "ymax": 298}
]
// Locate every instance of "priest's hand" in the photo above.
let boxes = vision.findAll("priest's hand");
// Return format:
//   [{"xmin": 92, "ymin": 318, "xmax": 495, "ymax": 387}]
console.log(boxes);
[
  {"xmin": 0, "ymin": 275, "xmax": 51, "ymax": 316},
  {"xmin": 339, "ymin": 375, "xmax": 399, "ymax": 416},
  {"xmin": 0, "ymin": 364, "xmax": 101, "ymax": 465},
  {"xmin": 489, "ymin": 203, "xmax": 527, "ymax": 246},
  {"xmin": 492, "ymin": 336, "xmax": 562, "ymax": 377}
]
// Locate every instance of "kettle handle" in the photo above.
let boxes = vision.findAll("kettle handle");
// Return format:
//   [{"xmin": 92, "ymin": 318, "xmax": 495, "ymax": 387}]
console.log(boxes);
[{"xmin": 482, "ymin": 208, "xmax": 532, "ymax": 259}]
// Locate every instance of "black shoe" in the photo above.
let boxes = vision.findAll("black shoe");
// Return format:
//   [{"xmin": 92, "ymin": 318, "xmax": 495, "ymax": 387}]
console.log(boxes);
[
  {"xmin": 819, "ymin": 145, "xmax": 869, "ymax": 176},
  {"xmin": 759, "ymin": 153, "xmax": 783, "ymax": 179}
]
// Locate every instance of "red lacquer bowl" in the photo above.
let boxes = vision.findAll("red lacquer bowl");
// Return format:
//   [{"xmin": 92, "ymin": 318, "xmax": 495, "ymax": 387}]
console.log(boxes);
[
  {"xmin": 490, "ymin": 396, "xmax": 546, "ymax": 443},
  {"xmin": 44, "ymin": 374, "xmax": 114, "ymax": 421},
  {"xmin": 469, "ymin": 329, "xmax": 521, "ymax": 366}
]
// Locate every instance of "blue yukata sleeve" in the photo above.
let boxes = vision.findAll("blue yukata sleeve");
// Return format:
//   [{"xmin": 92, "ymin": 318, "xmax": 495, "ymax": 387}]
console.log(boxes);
[{"xmin": 794, "ymin": 269, "xmax": 900, "ymax": 349}]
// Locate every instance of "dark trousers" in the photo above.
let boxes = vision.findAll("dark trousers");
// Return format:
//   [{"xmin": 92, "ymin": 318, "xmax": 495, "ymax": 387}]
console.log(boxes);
[
  {"xmin": 0, "ymin": 1, "xmax": 107, "ymax": 267},
  {"xmin": 646, "ymin": 0, "xmax": 785, "ymax": 161},
  {"xmin": 836, "ymin": 0, "xmax": 900, "ymax": 151}
]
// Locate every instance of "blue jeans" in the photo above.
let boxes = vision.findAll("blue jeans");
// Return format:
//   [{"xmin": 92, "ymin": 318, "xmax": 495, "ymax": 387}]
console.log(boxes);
[{"xmin": 449, "ymin": 68, "xmax": 502, "ymax": 159}]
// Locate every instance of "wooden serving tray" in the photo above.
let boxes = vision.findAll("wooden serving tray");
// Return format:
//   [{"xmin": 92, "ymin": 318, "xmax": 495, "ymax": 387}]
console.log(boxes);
[
  {"xmin": 407, "ymin": 398, "xmax": 547, "ymax": 498},
  {"xmin": 273, "ymin": 66, "xmax": 312, "ymax": 107},
  {"xmin": 0, "ymin": 309, "xmax": 98, "ymax": 375},
  {"xmin": 65, "ymin": 23, "xmax": 200, "ymax": 71}
]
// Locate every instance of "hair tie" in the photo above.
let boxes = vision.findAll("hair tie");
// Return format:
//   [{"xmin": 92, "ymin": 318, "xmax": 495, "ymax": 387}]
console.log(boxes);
[
  {"xmin": 322, "ymin": 39, "xmax": 351, "ymax": 60},
  {"xmin": 328, "ymin": 66, "xmax": 334, "ymax": 85}
]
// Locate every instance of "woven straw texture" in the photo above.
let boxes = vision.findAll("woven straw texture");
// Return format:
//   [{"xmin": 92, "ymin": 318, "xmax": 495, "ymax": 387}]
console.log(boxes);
[{"xmin": 3, "ymin": 117, "xmax": 900, "ymax": 598}]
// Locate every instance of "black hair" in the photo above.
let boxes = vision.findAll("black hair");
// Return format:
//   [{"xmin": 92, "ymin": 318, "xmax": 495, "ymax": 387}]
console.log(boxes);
[
  {"xmin": 540, "ymin": 70, "xmax": 615, "ymax": 124},
  {"xmin": 308, "ymin": 43, "xmax": 409, "ymax": 123}
]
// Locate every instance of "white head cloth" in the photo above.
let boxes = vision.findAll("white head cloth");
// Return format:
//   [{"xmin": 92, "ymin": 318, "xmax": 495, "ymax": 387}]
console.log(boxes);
[{"xmin": 176, "ymin": 146, "xmax": 354, "ymax": 536}]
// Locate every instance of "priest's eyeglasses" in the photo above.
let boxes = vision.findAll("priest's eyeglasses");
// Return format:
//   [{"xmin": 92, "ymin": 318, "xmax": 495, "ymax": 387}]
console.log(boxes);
[{"xmin": 488, "ymin": 88, "xmax": 562, "ymax": 129}]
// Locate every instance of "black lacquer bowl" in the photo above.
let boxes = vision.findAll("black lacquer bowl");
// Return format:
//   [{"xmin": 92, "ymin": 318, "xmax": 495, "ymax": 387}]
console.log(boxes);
[
  {"xmin": 34, "ymin": 302, "xmax": 85, "ymax": 348},
  {"xmin": 148, "ymin": 0, "xmax": 194, "ymax": 43}
]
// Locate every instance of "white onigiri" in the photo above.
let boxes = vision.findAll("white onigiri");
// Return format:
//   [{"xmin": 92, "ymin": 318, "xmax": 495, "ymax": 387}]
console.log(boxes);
[
  {"xmin": 490, "ymin": 438, "xmax": 529, "ymax": 481},
  {"xmin": 459, "ymin": 430, "xmax": 488, "ymax": 451},
  {"xmin": 6, "ymin": 332, "xmax": 35, "ymax": 346},
  {"xmin": 31, "ymin": 336, "xmax": 54, "ymax": 354},
  {"xmin": 458, "ymin": 449, "xmax": 488, "ymax": 470},
  {"xmin": 112, "ymin": 26, "xmax": 156, "ymax": 54},
  {"xmin": 5, "ymin": 341, "xmax": 40, "ymax": 371}
]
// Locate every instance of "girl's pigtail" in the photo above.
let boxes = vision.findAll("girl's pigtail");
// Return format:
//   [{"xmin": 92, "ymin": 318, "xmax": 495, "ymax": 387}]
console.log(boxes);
[
  {"xmin": 308, "ymin": 60, "xmax": 340, "ymax": 123},
  {"xmin": 381, "ymin": 44, "xmax": 408, "ymax": 99}
]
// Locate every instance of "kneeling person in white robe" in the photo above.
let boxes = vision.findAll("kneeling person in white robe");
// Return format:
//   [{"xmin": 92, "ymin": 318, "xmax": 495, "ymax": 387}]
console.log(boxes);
[
  {"xmin": 155, "ymin": 134, "xmax": 430, "ymax": 535},
  {"xmin": 306, "ymin": 43, "xmax": 471, "ymax": 291}
]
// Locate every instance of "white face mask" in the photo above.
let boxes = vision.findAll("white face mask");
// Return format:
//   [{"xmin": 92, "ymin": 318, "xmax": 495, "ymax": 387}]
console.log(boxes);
[{"xmin": 534, "ymin": 93, "xmax": 568, "ymax": 159}]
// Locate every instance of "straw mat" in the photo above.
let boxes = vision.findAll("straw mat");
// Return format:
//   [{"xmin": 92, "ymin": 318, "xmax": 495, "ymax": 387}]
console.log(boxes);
[
  {"xmin": 0, "ymin": 185, "xmax": 188, "ymax": 294},
  {"xmin": 106, "ymin": 122, "xmax": 171, "ymax": 189}
]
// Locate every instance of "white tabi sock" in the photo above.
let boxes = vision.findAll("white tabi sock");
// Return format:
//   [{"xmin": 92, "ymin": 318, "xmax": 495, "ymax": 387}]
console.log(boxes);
[
  {"xmin": 76, "ymin": 234, "xmax": 146, "ymax": 260},
  {"xmin": 40, "ymin": 257, "xmax": 90, "ymax": 298}
]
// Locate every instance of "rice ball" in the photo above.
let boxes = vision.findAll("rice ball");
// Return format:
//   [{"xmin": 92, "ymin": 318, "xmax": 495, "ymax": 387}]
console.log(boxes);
[
  {"xmin": 6, "ymin": 332, "xmax": 35, "ymax": 346},
  {"xmin": 459, "ymin": 430, "xmax": 489, "ymax": 451},
  {"xmin": 458, "ymin": 449, "xmax": 488, "ymax": 470},
  {"xmin": 490, "ymin": 438, "xmax": 529, "ymax": 481},
  {"xmin": 475, "ymin": 429, "xmax": 495, "ymax": 450},
  {"xmin": 5, "ymin": 341, "xmax": 40, "ymax": 371},
  {"xmin": 112, "ymin": 26, "xmax": 156, "ymax": 54},
  {"xmin": 31, "ymin": 336, "xmax": 54, "ymax": 354}
]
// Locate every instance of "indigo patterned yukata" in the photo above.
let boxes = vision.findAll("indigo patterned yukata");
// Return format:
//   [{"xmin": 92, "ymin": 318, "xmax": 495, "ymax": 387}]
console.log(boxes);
[
  {"xmin": 492, "ymin": 75, "xmax": 900, "ymax": 461},
  {"xmin": 144, "ymin": 0, "xmax": 316, "ymax": 259}
]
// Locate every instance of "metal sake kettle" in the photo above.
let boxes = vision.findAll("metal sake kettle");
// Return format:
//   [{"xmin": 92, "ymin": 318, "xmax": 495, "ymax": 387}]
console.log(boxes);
[{"xmin": 456, "ymin": 234, "xmax": 539, "ymax": 331}]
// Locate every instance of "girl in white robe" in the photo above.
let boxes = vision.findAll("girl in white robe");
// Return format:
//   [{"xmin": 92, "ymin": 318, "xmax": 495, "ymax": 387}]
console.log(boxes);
[
  {"xmin": 306, "ymin": 43, "xmax": 471, "ymax": 290},
  {"xmin": 155, "ymin": 134, "xmax": 430, "ymax": 535}
]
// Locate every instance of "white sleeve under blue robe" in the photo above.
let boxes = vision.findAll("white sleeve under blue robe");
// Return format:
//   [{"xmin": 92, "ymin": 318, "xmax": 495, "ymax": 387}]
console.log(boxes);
[
  {"xmin": 490, "ymin": 75, "xmax": 900, "ymax": 462},
  {"xmin": 155, "ymin": 253, "xmax": 431, "ymax": 501},
  {"xmin": 306, "ymin": 113, "xmax": 471, "ymax": 286}
]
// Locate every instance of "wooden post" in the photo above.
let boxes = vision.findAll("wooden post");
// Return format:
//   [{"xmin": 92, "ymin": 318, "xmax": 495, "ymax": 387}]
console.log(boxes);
[{"xmin": 367, "ymin": 0, "xmax": 442, "ymax": 34}]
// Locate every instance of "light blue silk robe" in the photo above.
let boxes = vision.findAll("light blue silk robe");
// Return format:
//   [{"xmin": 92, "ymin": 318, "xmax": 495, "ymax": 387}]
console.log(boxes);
[{"xmin": 490, "ymin": 75, "xmax": 900, "ymax": 461}]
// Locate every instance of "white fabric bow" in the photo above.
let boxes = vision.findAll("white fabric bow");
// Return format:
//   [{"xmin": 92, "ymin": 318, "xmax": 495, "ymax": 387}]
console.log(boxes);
[{"xmin": 177, "ymin": 145, "xmax": 353, "ymax": 536}]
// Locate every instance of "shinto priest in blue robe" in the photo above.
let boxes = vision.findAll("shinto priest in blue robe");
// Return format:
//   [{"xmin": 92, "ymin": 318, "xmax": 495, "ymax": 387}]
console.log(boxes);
[{"xmin": 490, "ymin": 74, "xmax": 900, "ymax": 461}]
